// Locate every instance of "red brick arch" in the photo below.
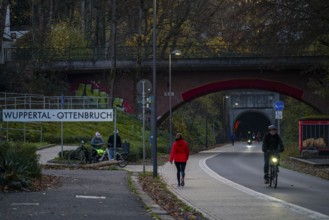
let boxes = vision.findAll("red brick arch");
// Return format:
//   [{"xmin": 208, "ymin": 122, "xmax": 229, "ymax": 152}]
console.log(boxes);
[
  {"xmin": 181, "ymin": 79, "xmax": 304, "ymax": 102},
  {"xmin": 115, "ymin": 67, "xmax": 328, "ymax": 121}
]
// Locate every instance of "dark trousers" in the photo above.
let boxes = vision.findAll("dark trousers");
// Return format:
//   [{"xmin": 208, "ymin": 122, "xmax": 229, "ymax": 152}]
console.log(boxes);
[
  {"xmin": 174, "ymin": 162, "xmax": 187, "ymax": 184},
  {"xmin": 263, "ymin": 152, "xmax": 280, "ymax": 179}
]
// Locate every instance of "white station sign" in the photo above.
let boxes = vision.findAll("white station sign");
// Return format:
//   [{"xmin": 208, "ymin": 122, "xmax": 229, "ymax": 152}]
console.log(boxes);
[{"xmin": 2, "ymin": 109, "xmax": 113, "ymax": 122}]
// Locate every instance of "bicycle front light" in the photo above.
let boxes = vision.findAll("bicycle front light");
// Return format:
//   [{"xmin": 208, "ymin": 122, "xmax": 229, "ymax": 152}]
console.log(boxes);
[{"xmin": 271, "ymin": 157, "xmax": 278, "ymax": 163}]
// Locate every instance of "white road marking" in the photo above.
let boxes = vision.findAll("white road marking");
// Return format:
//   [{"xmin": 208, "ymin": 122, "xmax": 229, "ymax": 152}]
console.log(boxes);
[
  {"xmin": 75, "ymin": 195, "xmax": 106, "ymax": 199},
  {"xmin": 10, "ymin": 203, "xmax": 39, "ymax": 206},
  {"xmin": 200, "ymin": 154, "xmax": 329, "ymax": 220}
]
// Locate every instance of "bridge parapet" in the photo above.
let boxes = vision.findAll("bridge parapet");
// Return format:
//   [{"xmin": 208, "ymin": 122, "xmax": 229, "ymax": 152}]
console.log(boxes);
[
  {"xmin": 2, "ymin": 43, "xmax": 327, "ymax": 63},
  {"xmin": 25, "ymin": 56, "xmax": 328, "ymax": 71}
]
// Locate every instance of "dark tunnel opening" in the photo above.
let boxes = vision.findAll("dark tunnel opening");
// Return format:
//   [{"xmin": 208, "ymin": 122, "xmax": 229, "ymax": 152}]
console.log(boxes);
[{"xmin": 234, "ymin": 111, "xmax": 271, "ymax": 141}]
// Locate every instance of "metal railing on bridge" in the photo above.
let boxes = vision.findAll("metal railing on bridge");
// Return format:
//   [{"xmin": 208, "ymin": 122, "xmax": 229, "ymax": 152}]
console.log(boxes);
[
  {"xmin": 0, "ymin": 92, "xmax": 109, "ymax": 110},
  {"xmin": 2, "ymin": 43, "xmax": 328, "ymax": 63}
]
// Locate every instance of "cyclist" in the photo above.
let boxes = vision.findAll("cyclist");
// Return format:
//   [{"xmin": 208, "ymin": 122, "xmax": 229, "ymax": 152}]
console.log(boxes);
[
  {"xmin": 91, "ymin": 132, "xmax": 105, "ymax": 161},
  {"xmin": 107, "ymin": 129, "xmax": 122, "ymax": 160},
  {"xmin": 262, "ymin": 125, "xmax": 284, "ymax": 184}
]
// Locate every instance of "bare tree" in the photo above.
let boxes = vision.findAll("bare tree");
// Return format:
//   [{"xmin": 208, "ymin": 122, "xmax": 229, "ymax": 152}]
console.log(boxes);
[
  {"xmin": 107, "ymin": 0, "xmax": 117, "ymax": 108},
  {"xmin": 0, "ymin": 0, "xmax": 9, "ymax": 53}
]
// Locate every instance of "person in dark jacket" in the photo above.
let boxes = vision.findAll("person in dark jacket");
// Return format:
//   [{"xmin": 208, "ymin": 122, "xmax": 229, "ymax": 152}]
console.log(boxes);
[
  {"xmin": 230, "ymin": 133, "xmax": 235, "ymax": 146},
  {"xmin": 91, "ymin": 132, "xmax": 104, "ymax": 149},
  {"xmin": 262, "ymin": 125, "xmax": 284, "ymax": 184},
  {"xmin": 107, "ymin": 129, "xmax": 122, "ymax": 160},
  {"xmin": 91, "ymin": 132, "xmax": 105, "ymax": 161},
  {"xmin": 169, "ymin": 133, "xmax": 190, "ymax": 187}
]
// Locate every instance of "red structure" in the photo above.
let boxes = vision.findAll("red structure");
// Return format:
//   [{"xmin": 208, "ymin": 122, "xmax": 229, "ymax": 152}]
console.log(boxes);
[{"xmin": 299, "ymin": 116, "xmax": 329, "ymax": 156}]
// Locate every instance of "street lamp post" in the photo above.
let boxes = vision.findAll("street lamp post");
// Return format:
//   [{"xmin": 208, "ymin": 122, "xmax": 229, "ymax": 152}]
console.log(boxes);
[
  {"xmin": 169, "ymin": 50, "xmax": 181, "ymax": 150},
  {"xmin": 232, "ymin": 101, "xmax": 239, "ymax": 137},
  {"xmin": 227, "ymin": 96, "xmax": 238, "ymax": 139},
  {"xmin": 151, "ymin": 0, "xmax": 157, "ymax": 177},
  {"xmin": 223, "ymin": 95, "xmax": 229, "ymax": 142}
]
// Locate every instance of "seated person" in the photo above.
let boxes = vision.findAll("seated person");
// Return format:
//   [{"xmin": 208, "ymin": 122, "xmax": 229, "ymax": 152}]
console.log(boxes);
[
  {"xmin": 91, "ymin": 132, "xmax": 104, "ymax": 149},
  {"xmin": 91, "ymin": 132, "xmax": 105, "ymax": 160}
]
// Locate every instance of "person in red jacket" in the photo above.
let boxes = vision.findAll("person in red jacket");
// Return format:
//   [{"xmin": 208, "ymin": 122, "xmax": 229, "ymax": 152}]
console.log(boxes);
[{"xmin": 169, "ymin": 133, "xmax": 190, "ymax": 187}]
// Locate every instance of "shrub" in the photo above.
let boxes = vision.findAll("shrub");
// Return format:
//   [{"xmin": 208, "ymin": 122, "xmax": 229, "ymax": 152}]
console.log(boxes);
[{"xmin": 0, "ymin": 142, "xmax": 41, "ymax": 190}]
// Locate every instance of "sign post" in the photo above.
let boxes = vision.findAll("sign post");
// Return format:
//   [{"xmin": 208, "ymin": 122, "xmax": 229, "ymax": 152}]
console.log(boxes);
[
  {"xmin": 137, "ymin": 79, "xmax": 152, "ymax": 174},
  {"xmin": 274, "ymin": 101, "xmax": 284, "ymax": 134},
  {"xmin": 61, "ymin": 95, "xmax": 64, "ymax": 158},
  {"xmin": 2, "ymin": 109, "xmax": 114, "ymax": 156}
]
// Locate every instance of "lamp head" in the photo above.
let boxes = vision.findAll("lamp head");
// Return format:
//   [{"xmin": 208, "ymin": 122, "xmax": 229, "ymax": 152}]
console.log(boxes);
[{"xmin": 171, "ymin": 50, "xmax": 182, "ymax": 56}]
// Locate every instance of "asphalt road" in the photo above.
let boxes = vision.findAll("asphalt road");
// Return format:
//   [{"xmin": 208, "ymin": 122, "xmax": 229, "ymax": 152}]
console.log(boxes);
[
  {"xmin": 206, "ymin": 142, "xmax": 329, "ymax": 216},
  {"xmin": 0, "ymin": 169, "xmax": 154, "ymax": 220}
]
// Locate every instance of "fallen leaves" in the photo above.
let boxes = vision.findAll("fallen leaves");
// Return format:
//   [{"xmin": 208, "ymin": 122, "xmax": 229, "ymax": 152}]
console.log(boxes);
[{"xmin": 139, "ymin": 173, "xmax": 206, "ymax": 220}]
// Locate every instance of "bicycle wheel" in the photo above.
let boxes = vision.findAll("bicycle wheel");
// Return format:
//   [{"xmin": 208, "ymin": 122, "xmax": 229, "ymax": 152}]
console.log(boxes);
[
  {"xmin": 269, "ymin": 165, "xmax": 273, "ymax": 187},
  {"xmin": 68, "ymin": 150, "xmax": 85, "ymax": 165},
  {"xmin": 273, "ymin": 166, "xmax": 278, "ymax": 188},
  {"xmin": 116, "ymin": 153, "xmax": 129, "ymax": 168}
]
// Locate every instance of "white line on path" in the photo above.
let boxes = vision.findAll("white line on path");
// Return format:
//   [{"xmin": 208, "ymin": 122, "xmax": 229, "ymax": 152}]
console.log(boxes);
[
  {"xmin": 199, "ymin": 154, "xmax": 329, "ymax": 220},
  {"xmin": 75, "ymin": 195, "xmax": 106, "ymax": 199},
  {"xmin": 10, "ymin": 203, "xmax": 39, "ymax": 206}
]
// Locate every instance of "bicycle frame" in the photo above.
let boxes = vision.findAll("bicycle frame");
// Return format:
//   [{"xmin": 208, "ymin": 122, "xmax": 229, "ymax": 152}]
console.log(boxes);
[
  {"xmin": 269, "ymin": 153, "xmax": 279, "ymax": 188},
  {"xmin": 96, "ymin": 148, "xmax": 109, "ymax": 162},
  {"xmin": 97, "ymin": 147, "xmax": 129, "ymax": 167}
]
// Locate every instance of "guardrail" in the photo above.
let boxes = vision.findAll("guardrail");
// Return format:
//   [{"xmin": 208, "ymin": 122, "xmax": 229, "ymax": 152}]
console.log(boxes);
[
  {"xmin": 0, "ymin": 92, "xmax": 111, "ymax": 144},
  {"xmin": 0, "ymin": 92, "xmax": 109, "ymax": 110},
  {"xmin": 0, "ymin": 125, "xmax": 43, "ymax": 144},
  {"xmin": 3, "ymin": 43, "xmax": 328, "ymax": 63}
]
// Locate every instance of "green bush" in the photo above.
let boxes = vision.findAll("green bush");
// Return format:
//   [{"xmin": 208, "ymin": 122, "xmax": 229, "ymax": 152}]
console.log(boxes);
[{"xmin": 0, "ymin": 142, "xmax": 41, "ymax": 190}]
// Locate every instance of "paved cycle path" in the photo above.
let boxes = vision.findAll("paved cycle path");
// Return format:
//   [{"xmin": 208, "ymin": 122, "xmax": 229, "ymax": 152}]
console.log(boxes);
[
  {"xmin": 0, "ymin": 169, "xmax": 155, "ymax": 220},
  {"xmin": 3, "ymin": 144, "xmax": 328, "ymax": 220},
  {"xmin": 0, "ymin": 145, "xmax": 171, "ymax": 220},
  {"xmin": 159, "ymin": 143, "xmax": 329, "ymax": 220}
]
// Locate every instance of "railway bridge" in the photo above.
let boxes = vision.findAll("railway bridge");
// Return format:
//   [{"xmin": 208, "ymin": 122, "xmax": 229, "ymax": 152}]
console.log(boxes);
[{"xmin": 2, "ymin": 46, "xmax": 329, "ymax": 124}]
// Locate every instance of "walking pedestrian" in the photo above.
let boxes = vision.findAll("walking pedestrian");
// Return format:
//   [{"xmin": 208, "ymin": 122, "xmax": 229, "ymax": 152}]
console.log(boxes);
[
  {"xmin": 230, "ymin": 133, "xmax": 235, "ymax": 146},
  {"xmin": 169, "ymin": 133, "xmax": 190, "ymax": 187},
  {"xmin": 256, "ymin": 131, "xmax": 261, "ymax": 142}
]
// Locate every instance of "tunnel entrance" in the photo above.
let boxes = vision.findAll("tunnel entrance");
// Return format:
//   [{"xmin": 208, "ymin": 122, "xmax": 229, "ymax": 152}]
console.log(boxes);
[{"xmin": 234, "ymin": 111, "xmax": 271, "ymax": 141}]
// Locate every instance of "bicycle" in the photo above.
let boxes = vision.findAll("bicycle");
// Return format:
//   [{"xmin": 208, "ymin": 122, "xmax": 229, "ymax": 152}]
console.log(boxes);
[
  {"xmin": 96, "ymin": 147, "xmax": 129, "ymax": 168},
  {"xmin": 68, "ymin": 140, "xmax": 92, "ymax": 165},
  {"xmin": 269, "ymin": 152, "xmax": 279, "ymax": 188},
  {"xmin": 68, "ymin": 141, "xmax": 129, "ymax": 167}
]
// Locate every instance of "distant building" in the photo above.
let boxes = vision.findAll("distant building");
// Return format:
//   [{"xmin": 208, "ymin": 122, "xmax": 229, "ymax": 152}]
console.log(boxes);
[{"xmin": 1, "ymin": 4, "xmax": 28, "ymax": 63}]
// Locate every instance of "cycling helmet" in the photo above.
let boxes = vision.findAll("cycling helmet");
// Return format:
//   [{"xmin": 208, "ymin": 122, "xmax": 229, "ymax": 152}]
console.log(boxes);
[{"xmin": 268, "ymin": 125, "xmax": 276, "ymax": 131}]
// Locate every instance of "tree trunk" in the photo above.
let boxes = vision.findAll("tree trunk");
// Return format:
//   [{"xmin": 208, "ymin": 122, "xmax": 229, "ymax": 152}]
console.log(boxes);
[
  {"xmin": 0, "ymin": 0, "xmax": 8, "ymax": 53},
  {"xmin": 81, "ymin": 0, "xmax": 85, "ymax": 32},
  {"xmin": 47, "ymin": 0, "xmax": 53, "ymax": 26}
]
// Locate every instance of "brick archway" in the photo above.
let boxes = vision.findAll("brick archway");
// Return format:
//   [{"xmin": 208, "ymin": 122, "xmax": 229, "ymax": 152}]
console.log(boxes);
[
  {"xmin": 181, "ymin": 79, "xmax": 304, "ymax": 102},
  {"xmin": 155, "ymin": 76, "xmax": 325, "ymax": 123},
  {"xmin": 100, "ymin": 60, "xmax": 328, "ymax": 121}
]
